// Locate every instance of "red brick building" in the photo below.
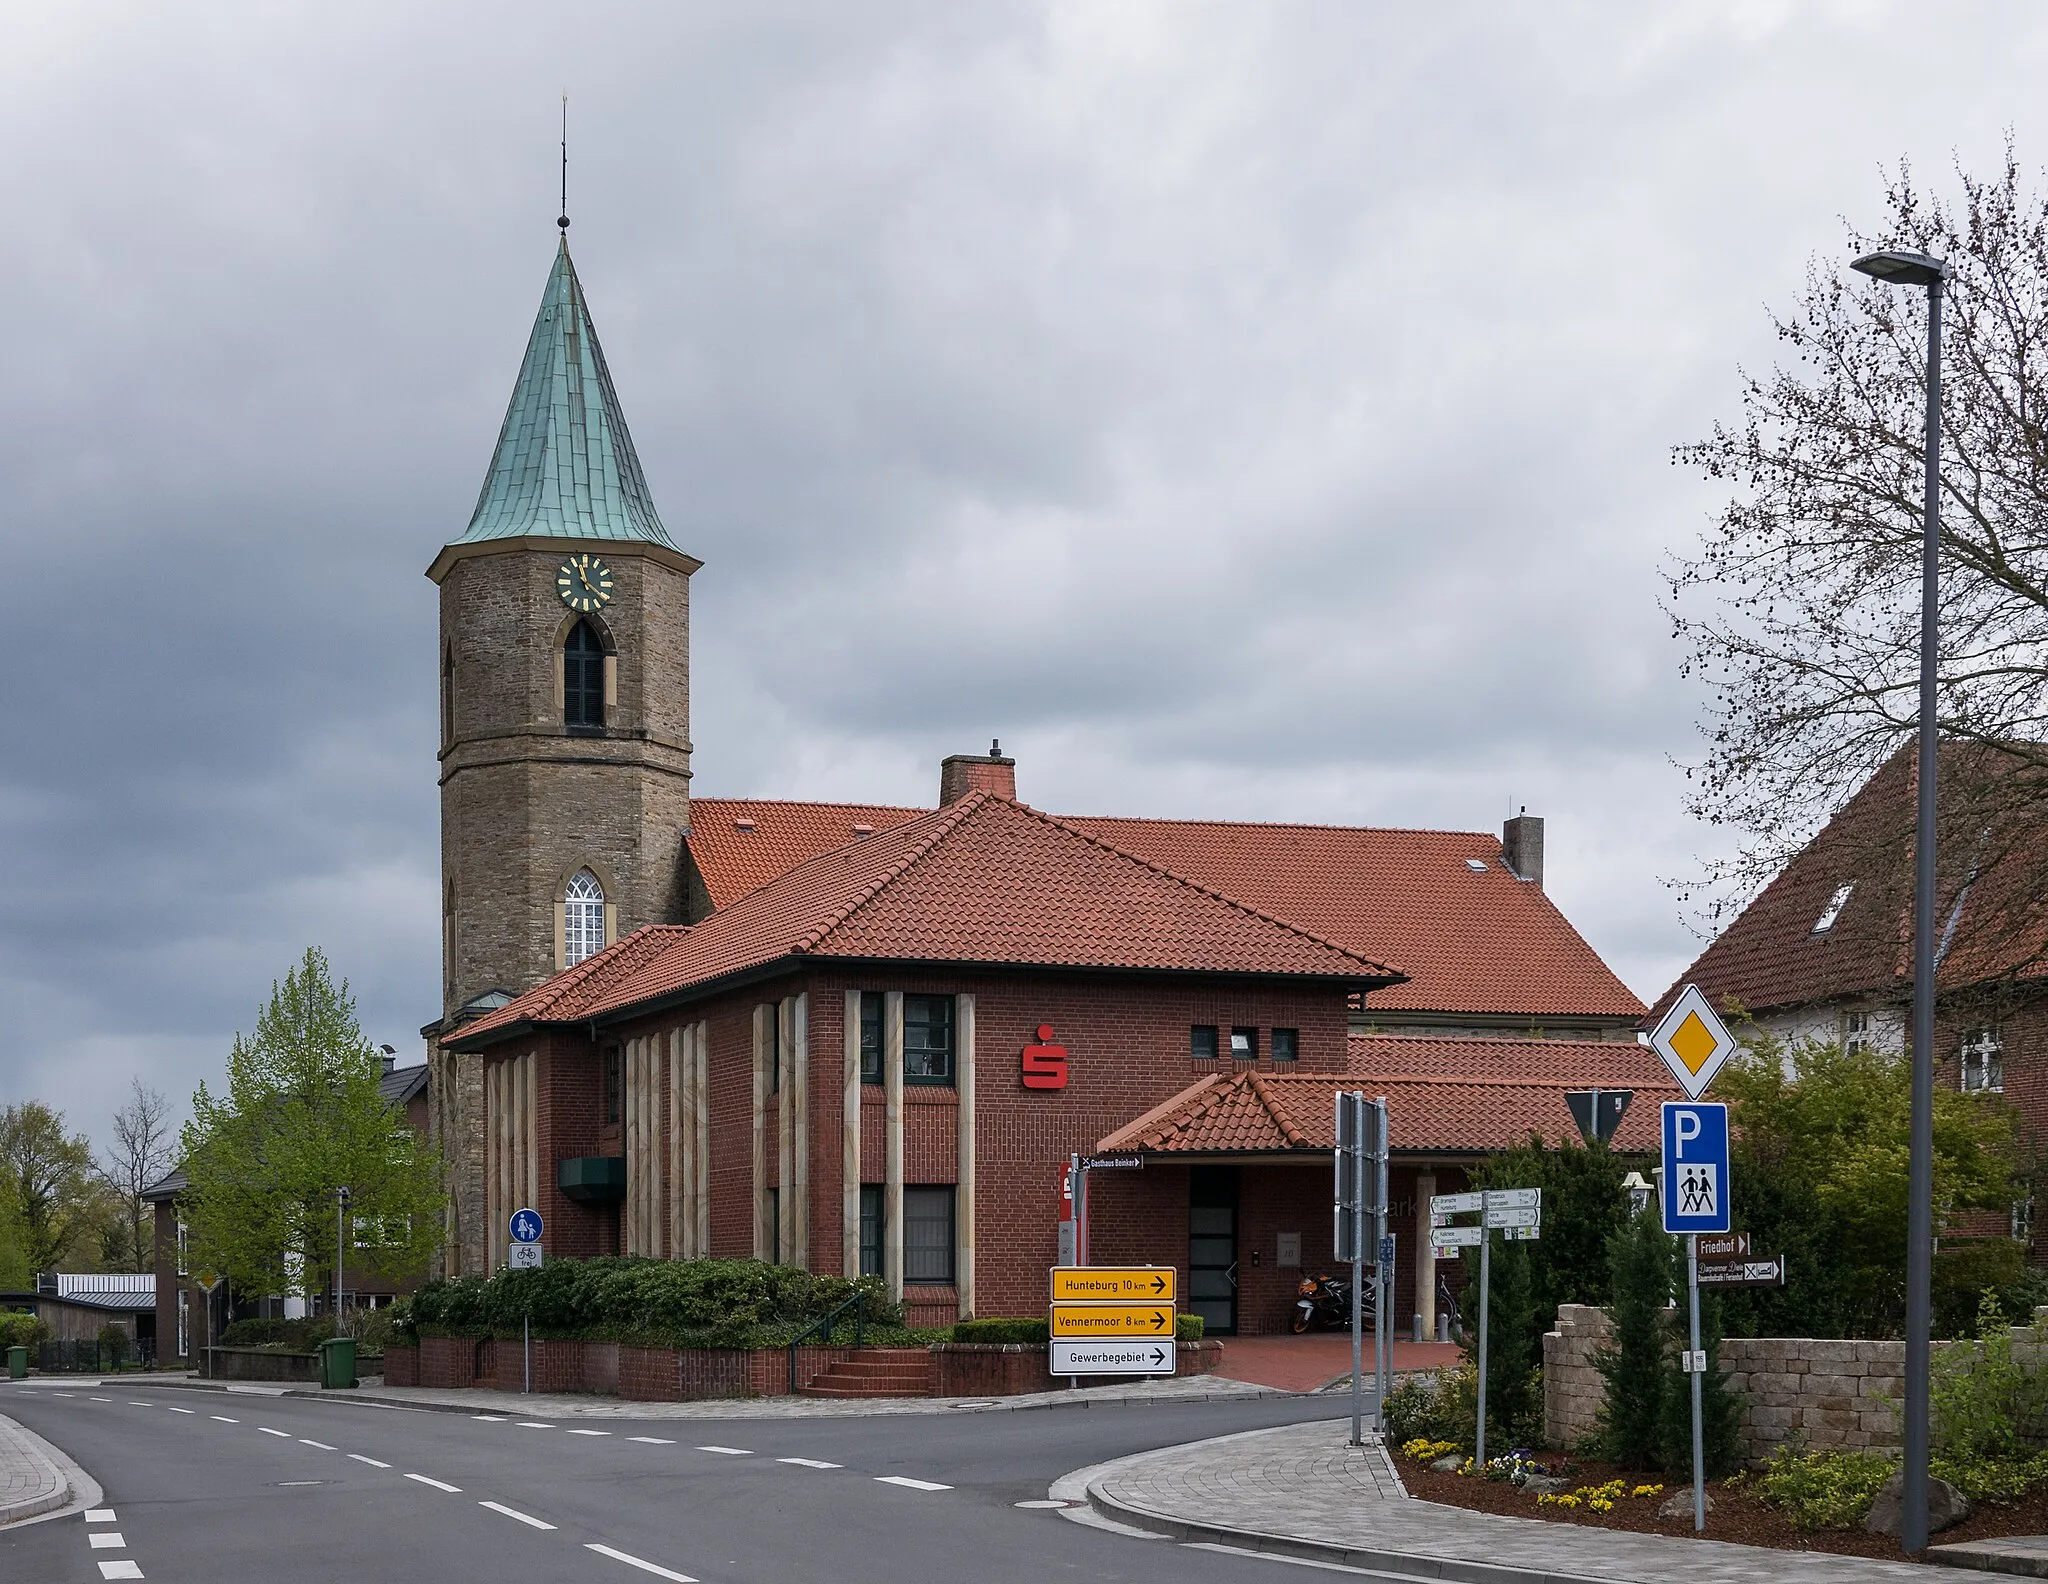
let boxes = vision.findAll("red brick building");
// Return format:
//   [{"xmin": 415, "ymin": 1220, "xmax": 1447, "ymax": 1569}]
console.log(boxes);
[{"xmin": 426, "ymin": 234, "xmax": 1658, "ymax": 1334}]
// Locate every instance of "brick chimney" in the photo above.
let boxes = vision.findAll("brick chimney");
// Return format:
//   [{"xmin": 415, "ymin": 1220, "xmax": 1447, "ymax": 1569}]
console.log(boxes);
[
  {"xmin": 940, "ymin": 740, "xmax": 1017, "ymax": 804},
  {"xmin": 1502, "ymin": 808, "xmax": 1544, "ymax": 886}
]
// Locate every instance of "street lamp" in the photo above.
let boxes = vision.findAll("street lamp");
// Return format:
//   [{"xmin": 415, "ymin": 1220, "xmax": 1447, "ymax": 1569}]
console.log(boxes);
[
  {"xmin": 1850, "ymin": 244, "xmax": 1947, "ymax": 1554},
  {"xmin": 335, "ymin": 1185, "xmax": 352, "ymax": 1339},
  {"xmin": 1620, "ymin": 1171, "xmax": 1653, "ymax": 1219}
]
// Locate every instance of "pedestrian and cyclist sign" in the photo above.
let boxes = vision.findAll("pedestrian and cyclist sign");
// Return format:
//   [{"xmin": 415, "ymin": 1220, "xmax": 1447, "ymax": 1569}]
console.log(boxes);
[{"xmin": 509, "ymin": 1207, "xmax": 544, "ymax": 1270}]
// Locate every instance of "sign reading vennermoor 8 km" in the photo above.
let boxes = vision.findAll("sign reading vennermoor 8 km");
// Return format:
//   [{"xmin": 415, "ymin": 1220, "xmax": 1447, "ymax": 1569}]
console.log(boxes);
[
  {"xmin": 1050, "ymin": 1303, "xmax": 1175, "ymax": 1337},
  {"xmin": 1049, "ymin": 1267, "xmax": 1175, "ymax": 1302}
]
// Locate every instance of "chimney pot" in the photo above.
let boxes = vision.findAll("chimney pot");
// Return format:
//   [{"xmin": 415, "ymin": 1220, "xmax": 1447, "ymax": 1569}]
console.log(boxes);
[
  {"xmin": 940, "ymin": 744, "xmax": 1017, "ymax": 804},
  {"xmin": 1503, "ymin": 811, "xmax": 1545, "ymax": 887}
]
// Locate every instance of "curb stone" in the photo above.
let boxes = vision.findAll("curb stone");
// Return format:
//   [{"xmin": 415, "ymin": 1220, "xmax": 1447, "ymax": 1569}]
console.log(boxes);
[{"xmin": 0, "ymin": 1410, "xmax": 95, "ymax": 1528}]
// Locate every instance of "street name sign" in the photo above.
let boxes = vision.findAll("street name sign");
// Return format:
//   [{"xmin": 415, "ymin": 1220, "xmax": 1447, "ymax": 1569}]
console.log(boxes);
[
  {"xmin": 1697, "ymin": 1232, "xmax": 1751, "ymax": 1262},
  {"xmin": 1051, "ymin": 1303, "xmax": 1175, "ymax": 1337},
  {"xmin": 1661, "ymin": 1102, "xmax": 1732, "ymax": 1235},
  {"xmin": 510, "ymin": 1207, "xmax": 543, "ymax": 1244},
  {"xmin": 1050, "ymin": 1340, "xmax": 1175, "ymax": 1376},
  {"xmin": 1485, "ymin": 1204, "xmax": 1541, "ymax": 1229},
  {"xmin": 1050, "ymin": 1267, "xmax": 1174, "ymax": 1302},
  {"xmin": 1079, "ymin": 1155, "xmax": 1144, "ymax": 1171},
  {"xmin": 1647, "ymin": 985, "xmax": 1738, "ymax": 1100},
  {"xmin": 509, "ymin": 1243, "xmax": 543, "ymax": 1270},
  {"xmin": 1430, "ymin": 1225, "xmax": 1483, "ymax": 1249},
  {"xmin": 1431, "ymin": 1191, "xmax": 1482, "ymax": 1216}
]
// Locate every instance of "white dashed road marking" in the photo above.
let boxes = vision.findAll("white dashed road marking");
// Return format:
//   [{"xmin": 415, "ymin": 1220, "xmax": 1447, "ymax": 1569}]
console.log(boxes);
[
  {"xmin": 97, "ymin": 1562, "xmax": 144, "ymax": 1580},
  {"xmin": 480, "ymin": 1500, "xmax": 557, "ymax": 1529},
  {"xmin": 259, "ymin": 1428, "xmax": 291, "ymax": 1438},
  {"xmin": 349, "ymin": 1454, "xmax": 391, "ymax": 1468},
  {"xmin": 627, "ymin": 1436, "xmax": 674, "ymax": 1444},
  {"xmin": 88, "ymin": 1533, "xmax": 127, "ymax": 1549},
  {"xmin": 876, "ymin": 1476, "xmax": 952, "ymax": 1492},
  {"xmin": 516, "ymin": 1422, "xmax": 554, "ymax": 1429},
  {"xmin": 474, "ymin": 1415, "xmax": 509, "ymax": 1422},
  {"xmin": 586, "ymin": 1542, "xmax": 697, "ymax": 1582},
  {"xmin": 778, "ymin": 1458, "xmax": 841, "ymax": 1469},
  {"xmin": 50, "ymin": 1391, "xmax": 75, "ymax": 1398},
  {"xmin": 695, "ymin": 1445, "xmax": 751, "ymax": 1456},
  {"xmin": 299, "ymin": 1440, "xmax": 336, "ymax": 1450},
  {"xmin": 564, "ymin": 1428, "xmax": 611, "ymax": 1436},
  {"xmin": 164, "ymin": 1407, "xmax": 195, "ymax": 1415},
  {"xmin": 405, "ymin": 1474, "xmax": 463, "ymax": 1493},
  {"xmin": 90, "ymin": 1397, "xmax": 113, "ymax": 1403},
  {"xmin": 211, "ymin": 1416, "xmax": 239, "ymax": 1423},
  {"xmin": 127, "ymin": 1402, "xmax": 152, "ymax": 1408},
  {"xmin": 85, "ymin": 1509, "xmax": 116, "ymax": 1523}
]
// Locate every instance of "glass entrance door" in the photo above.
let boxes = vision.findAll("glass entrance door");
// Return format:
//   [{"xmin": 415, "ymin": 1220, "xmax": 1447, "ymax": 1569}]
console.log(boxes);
[{"xmin": 1188, "ymin": 1166, "xmax": 1239, "ymax": 1335}]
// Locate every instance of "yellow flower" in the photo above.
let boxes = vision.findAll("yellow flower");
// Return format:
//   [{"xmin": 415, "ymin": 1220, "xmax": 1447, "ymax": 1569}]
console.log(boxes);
[{"xmin": 1632, "ymin": 1484, "xmax": 1663, "ymax": 1498}]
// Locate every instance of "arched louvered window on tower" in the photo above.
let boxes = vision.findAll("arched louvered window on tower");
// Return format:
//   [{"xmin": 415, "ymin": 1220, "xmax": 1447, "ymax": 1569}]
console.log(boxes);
[
  {"xmin": 565, "ymin": 621, "xmax": 606, "ymax": 730},
  {"xmin": 564, "ymin": 870, "xmax": 606, "ymax": 967}
]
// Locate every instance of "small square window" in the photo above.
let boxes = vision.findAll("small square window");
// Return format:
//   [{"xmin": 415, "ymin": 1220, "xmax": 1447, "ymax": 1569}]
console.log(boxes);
[
  {"xmin": 2013, "ymin": 1194, "xmax": 2035, "ymax": 1247},
  {"xmin": 1191, "ymin": 1025, "xmax": 1219, "ymax": 1061},
  {"xmin": 1230, "ymin": 1027, "xmax": 1257, "ymax": 1061},
  {"xmin": 1272, "ymin": 1028, "xmax": 1299, "ymax": 1062},
  {"xmin": 860, "ymin": 994, "xmax": 883, "ymax": 1084},
  {"xmin": 1842, "ymin": 1010, "xmax": 1872, "ymax": 1056},
  {"xmin": 1962, "ymin": 1028, "xmax": 2004, "ymax": 1094}
]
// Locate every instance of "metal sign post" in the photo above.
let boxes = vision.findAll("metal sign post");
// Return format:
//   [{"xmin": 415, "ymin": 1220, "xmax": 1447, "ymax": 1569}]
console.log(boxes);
[
  {"xmin": 1661, "ymin": 1103, "xmax": 1731, "ymax": 1533},
  {"xmin": 1475, "ymin": 1188, "xmax": 1492, "ymax": 1470},
  {"xmin": 1429, "ymin": 1186, "xmax": 1541, "ymax": 1472},
  {"xmin": 510, "ymin": 1208, "xmax": 544, "ymax": 1395}
]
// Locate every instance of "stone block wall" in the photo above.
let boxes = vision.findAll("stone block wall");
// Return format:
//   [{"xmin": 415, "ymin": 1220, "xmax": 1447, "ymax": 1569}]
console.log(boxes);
[{"xmin": 1544, "ymin": 1304, "xmax": 1915, "ymax": 1459}]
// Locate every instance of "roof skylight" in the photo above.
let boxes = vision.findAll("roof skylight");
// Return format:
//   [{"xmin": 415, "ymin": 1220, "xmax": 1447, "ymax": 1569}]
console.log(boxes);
[
  {"xmin": 1812, "ymin": 882, "xmax": 1854, "ymax": 934},
  {"xmin": 1465, "ymin": 859, "xmax": 1489, "ymax": 872}
]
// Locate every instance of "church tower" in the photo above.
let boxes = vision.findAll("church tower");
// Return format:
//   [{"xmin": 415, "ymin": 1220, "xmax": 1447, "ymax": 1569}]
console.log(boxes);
[{"xmin": 427, "ymin": 232, "xmax": 697, "ymax": 1272}]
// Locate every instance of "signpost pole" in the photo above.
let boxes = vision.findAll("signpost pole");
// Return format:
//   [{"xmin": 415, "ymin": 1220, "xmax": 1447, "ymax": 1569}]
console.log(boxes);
[
  {"xmin": 1349, "ymin": 1127, "xmax": 1364, "ymax": 1447},
  {"xmin": 1474, "ymin": 1188, "xmax": 1492, "ymax": 1471},
  {"xmin": 1688, "ymin": 1233, "xmax": 1705, "ymax": 1532},
  {"xmin": 524, "ymin": 1310, "xmax": 531, "ymax": 1395},
  {"xmin": 1375, "ymin": 1107, "xmax": 1390, "ymax": 1430}
]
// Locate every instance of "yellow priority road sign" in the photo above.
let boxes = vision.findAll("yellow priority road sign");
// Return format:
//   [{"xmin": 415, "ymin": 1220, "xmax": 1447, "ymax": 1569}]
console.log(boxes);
[
  {"xmin": 1647, "ymin": 984, "xmax": 1738, "ymax": 1101},
  {"xmin": 1050, "ymin": 1303, "xmax": 1176, "ymax": 1338},
  {"xmin": 1049, "ymin": 1266, "xmax": 1176, "ymax": 1302}
]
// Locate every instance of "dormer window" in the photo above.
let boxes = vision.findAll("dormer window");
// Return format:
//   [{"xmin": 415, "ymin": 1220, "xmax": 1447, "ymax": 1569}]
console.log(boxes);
[{"xmin": 1812, "ymin": 883, "xmax": 1854, "ymax": 934}]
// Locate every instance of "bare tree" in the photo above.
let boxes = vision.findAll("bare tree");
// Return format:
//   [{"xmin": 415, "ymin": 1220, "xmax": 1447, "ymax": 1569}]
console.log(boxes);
[
  {"xmin": 1670, "ymin": 146, "xmax": 2048, "ymax": 955},
  {"xmin": 98, "ymin": 1079, "xmax": 179, "ymax": 1274}
]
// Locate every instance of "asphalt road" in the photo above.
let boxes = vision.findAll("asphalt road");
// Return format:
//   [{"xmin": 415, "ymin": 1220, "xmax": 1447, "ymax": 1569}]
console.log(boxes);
[{"xmin": 0, "ymin": 1382, "xmax": 1350, "ymax": 1583}]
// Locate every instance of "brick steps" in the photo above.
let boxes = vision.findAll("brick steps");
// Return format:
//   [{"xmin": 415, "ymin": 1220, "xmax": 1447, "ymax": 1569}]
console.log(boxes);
[{"xmin": 798, "ymin": 1348, "xmax": 934, "ymax": 1398}]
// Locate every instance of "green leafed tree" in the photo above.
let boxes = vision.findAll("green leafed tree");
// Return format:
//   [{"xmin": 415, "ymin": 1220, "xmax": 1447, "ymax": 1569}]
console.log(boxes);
[
  {"xmin": 178, "ymin": 949, "xmax": 445, "ymax": 1317},
  {"xmin": 0, "ymin": 1100, "xmax": 97, "ymax": 1273}
]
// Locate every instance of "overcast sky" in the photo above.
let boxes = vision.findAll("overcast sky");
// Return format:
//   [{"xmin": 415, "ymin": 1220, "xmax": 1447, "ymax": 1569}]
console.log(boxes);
[{"xmin": 4, "ymin": 2, "xmax": 2046, "ymax": 1152}]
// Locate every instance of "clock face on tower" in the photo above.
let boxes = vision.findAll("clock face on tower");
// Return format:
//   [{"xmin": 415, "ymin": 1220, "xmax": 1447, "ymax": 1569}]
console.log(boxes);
[{"xmin": 556, "ymin": 554, "xmax": 616, "ymax": 613}]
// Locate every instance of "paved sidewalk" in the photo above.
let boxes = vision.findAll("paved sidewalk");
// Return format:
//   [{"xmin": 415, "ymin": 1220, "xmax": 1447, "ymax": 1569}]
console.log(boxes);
[
  {"xmin": 1211, "ymin": 1333, "xmax": 1460, "ymax": 1391},
  {"xmin": 43, "ymin": 1371, "xmax": 1281, "ymax": 1420},
  {"xmin": 0, "ymin": 1412, "xmax": 70, "ymax": 1526},
  {"xmin": 1082, "ymin": 1417, "xmax": 1933, "ymax": 1584}
]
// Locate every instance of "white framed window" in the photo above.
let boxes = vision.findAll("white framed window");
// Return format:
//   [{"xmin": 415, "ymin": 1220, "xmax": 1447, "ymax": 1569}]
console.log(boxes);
[
  {"xmin": 1812, "ymin": 882, "xmax": 1855, "ymax": 934},
  {"xmin": 1842, "ymin": 1010, "xmax": 1873, "ymax": 1056},
  {"xmin": 2013, "ymin": 1195, "xmax": 2035, "ymax": 1246},
  {"xmin": 176, "ymin": 1221, "xmax": 189, "ymax": 1277},
  {"xmin": 565, "ymin": 869, "xmax": 605, "ymax": 966},
  {"xmin": 1962, "ymin": 1028, "xmax": 2004, "ymax": 1094},
  {"xmin": 177, "ymin": 1290, "xmax": 189, "ymax": 1357}
]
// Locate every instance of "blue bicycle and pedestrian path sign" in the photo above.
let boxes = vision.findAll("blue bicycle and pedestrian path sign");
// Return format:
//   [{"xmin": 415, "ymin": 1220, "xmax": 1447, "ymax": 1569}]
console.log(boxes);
[
  {"xmin": 509, "ymin": 1207, "xmax": 544, "ymax": 1269},
  {"xmin": 1661, "ymin": 1102, "xmax": 1730, "ymax": 1236}
]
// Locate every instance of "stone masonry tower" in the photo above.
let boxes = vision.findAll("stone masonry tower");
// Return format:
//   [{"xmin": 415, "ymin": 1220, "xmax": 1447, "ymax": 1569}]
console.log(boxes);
[{"xmin": 426, "ymin": 233, "xmax": 697, "ymax": 1272}]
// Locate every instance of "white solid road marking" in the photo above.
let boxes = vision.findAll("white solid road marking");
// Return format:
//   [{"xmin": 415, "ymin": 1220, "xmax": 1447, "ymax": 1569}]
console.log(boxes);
[
  {"xmin": 348, "ymin": 1454, "xmax": 391, "ymax": 1468},
  {"xmin": 259, "ymin": 1428, "xmax": 291, "ymax": 1438},
  {"xmin": 564, "ymin": 1428, "xmax": 611, "ymax": 1436},
  {"xmin": 164, "ymin": 1406, "xmax": 195, "ymax": 1415},
  {"xmin": 480, "ymin": 1500, "xmax": 557, "ymax": 1530},
  {"xmin": 298, "ymin": 1440, "xmax": 336, "ymax": 1450},
  {"xmin": 876, "ymin": 1476, "xmax": 952, "ymax": 1492},
  {"xmin": 777, "ymin": 1457, "xmax": 841, "ymax": 1469},
  {"xmin": 89, "ymin": 1532, "xmax": 127, "ymax": 1548},
  {"xmin": 85, "ymin": 1509, "xmax": 116, "ymax": 1523},
  {"xmin": 1181, "ymin": 1540, "xmax": 1388, "ymax": 1573},
  {"xmin": 626, "ymin": 1436, "xmax": 675, "ymax": 1444},
  {"xmin": 585, "ymin": 1542, "xmax": 697, "ymax": 1582},
  {"xmin": 97, "ymin": 1562, "xmax": 144, "ymax": 1581},
  {"xmin": 211, "ymin": 1416, "xmax": 239, "ymax": 1423},
  {"xmin": 695, "ymin": 1445, "xmax": 751, "ymax": 1455},
  {"xmin": 405, "ymin": 1473, "xmax": 463, "ymax": 1493}
]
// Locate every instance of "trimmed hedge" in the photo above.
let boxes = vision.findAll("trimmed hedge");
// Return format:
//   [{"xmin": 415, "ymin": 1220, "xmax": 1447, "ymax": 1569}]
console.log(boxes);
[
  {"xmin": 949, "ymin": 1314, "xmax": 1206, "ymax": 1344},
  {"xmin": 410, "ymin": 1258, "xmax": 900, "ymax": 1349}
]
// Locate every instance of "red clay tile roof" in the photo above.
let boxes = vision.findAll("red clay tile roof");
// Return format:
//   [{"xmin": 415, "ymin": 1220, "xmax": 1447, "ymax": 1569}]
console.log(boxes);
[
  {"xmin": 1100, "ymin": 1062, "xmax": 1672, "ymax": 1158},
  {"xmin": 686, "ymin": 802, "xmax": 1644, "ymax": 1021},
  {"xmin": 1347, "ymin": 1033, "xmax": 1675, "ymax": 1086},
  {"xmin": 449, "ymin": 794, "xmax": 1403, "ymax": 1045},
  {"xmin": 687, "ymin": 799, "xmax": 927, "ymax": 912},
  {"xmin": 1648, "ymin": 742, "xmax": 2048, "ymax": 1024}
]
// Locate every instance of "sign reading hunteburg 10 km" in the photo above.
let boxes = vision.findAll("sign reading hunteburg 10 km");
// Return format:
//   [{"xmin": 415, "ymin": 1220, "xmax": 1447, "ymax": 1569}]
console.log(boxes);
[
  {"xmin": 1647, "ymin": 985, "xmax": 1739, "ymax": 1536},
  {"xmin": 1047, "ymin": 1267, "xmax": 1176, "ymax": 1378}
]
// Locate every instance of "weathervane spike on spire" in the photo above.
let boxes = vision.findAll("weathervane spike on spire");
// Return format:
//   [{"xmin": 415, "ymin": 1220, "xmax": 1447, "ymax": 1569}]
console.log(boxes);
[{"xmin": 558, "ymin": 93, "xmax": 570, "ymax": 232}]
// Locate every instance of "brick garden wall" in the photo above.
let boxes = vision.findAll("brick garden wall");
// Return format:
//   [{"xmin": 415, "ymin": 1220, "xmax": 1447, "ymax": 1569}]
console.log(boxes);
[{"xmin": 1544, "ymin": 1304, "xmax": 1915, "ymax": 1458}]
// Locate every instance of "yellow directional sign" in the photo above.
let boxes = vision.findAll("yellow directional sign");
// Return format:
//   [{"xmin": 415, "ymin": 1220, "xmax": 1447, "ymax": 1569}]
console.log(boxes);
[
  {"xmin": 1051, "ymin": 1303, "xmax": 1176, "ymax": 1338},
  {"xmin": 1049, "ymin": 1267, "xmax": 1176, "ymax": 1302},
  {"xmin": 1647, "ymin": 984, "xmax": 1738, "ymax": 1101}
]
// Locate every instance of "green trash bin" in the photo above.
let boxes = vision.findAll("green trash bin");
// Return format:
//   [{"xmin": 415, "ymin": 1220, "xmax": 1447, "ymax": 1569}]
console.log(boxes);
[
  {"xmin": 318, "ymin": 1336, "xmax": 356, "ymax": 1390},
  {"xmin": 6, "ymin": 1346, "xmax": 26, "ymax": 1380}
]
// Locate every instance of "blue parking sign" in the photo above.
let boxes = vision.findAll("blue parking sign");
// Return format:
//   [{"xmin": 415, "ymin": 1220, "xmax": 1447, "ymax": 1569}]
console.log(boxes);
[{"xmin": 1661, "ymin": 1103, "xmax": 1730, "ymax": 1235}]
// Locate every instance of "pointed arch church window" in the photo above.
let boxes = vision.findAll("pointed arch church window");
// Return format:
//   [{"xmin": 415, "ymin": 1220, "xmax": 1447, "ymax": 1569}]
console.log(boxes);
[
  {"xmin": 565, "ymin": 869, "xmax": 606, "ymax": 966},
  {"xmin": 565, "ymin": 621, "xmax": 606, "ymax": 730}
]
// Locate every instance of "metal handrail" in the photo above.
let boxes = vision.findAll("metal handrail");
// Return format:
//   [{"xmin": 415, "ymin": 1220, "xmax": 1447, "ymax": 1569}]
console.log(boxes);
[{"xmin": 787, "ymin": 1291, "xmax": 866, "ymax": 1393}]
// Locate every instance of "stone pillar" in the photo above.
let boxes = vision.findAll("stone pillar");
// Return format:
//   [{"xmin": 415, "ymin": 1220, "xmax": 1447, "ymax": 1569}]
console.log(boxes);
[
  {"xmin": 1414, "ymin": 1171, "xmax": 1437, "ymax": 1339},
  {"xmin": 752, "ymin": 1004, "xmax": 771, "ymax": 1261},
  {"xmin": 884, "ymin": 990, "xmax": 905, "ymax": 1303},
  {"xmin": 782, "ymin": 994, "xmax": 809, "ymax": 1270},
  {"xmin": 777, "ymin": 1000, "xmax": 794, "ymax": 1265},
  {"xmin": 956, "ymin": 993, "xmax": 976, "ymax": 1320},
  {"xmin": 691, "ymin": 1022, "xmax": 710, "ymax": 1257},
  {"xmin": 842, "ymin": 991, "xmax": 862, "ymax": 1280},
  {"xmin": 668, "ymin": 1026, "xmax": 686, "ymax": 1258}
]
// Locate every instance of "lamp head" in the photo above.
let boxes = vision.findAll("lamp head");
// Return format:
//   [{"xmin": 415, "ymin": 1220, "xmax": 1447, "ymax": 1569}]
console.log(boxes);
[{"xmin": 1851, "ymin": 249, "xmax": 1948, "ymax": 288}]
